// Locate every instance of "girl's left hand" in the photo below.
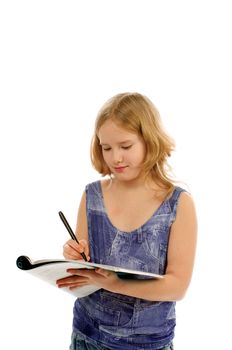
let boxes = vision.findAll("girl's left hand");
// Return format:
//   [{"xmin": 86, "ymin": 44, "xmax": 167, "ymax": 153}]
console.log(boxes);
[{"xmin": 56, "ymin": 268, "xmax": 120, "ymax": 292}]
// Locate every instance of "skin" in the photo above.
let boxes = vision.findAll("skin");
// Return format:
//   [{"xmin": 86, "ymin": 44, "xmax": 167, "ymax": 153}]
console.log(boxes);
[{"xmin": 56, "ymin": 120, "xmax": 197, "ymax": 301}]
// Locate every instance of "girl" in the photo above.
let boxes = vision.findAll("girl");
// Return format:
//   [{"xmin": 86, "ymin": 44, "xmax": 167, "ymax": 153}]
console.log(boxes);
[{"xmin": 56, "ymin": 92, "xmax": 197, "ymax": 350}]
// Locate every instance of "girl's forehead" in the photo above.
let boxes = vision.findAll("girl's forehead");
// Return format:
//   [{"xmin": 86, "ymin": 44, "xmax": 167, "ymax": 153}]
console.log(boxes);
[{"xmin": 98, "ymin": 120, "xmax": 138, "ymax": 143}]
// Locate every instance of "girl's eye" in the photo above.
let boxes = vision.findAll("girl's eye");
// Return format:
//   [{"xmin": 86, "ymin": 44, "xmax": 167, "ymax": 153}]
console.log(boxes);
[
  {"xmin": 122, "ymin": 145, "xmax": 132, "ymax": 150},
  {"xmin": 102, "ymin": 145, "xmax": 132, "ymax": 151}
]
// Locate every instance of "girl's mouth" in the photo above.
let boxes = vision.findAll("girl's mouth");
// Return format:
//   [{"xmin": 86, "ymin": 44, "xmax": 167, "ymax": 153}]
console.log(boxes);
[{"xmin": 114, "ymin": 166, "xmax": 128, "ymax": 173}]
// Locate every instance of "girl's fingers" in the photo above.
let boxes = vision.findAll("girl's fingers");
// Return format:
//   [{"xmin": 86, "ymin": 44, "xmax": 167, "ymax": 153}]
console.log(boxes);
[
  {"xmin": 56, "ymin": 275, "xmax": 88, "ymax": 287},
  {"xmin": 63, "ymin": 239, "xmax": 90, "ymax": 260}
]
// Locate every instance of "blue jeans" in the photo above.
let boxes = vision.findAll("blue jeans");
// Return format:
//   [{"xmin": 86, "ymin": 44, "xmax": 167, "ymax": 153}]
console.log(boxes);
[{"xmin": 70, "ymin": 332, "xmax": 174, "ymax": 350}]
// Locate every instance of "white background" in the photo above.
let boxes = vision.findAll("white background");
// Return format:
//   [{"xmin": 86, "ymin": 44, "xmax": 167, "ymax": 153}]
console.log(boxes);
[{"xmin": 1, "ymin": 1, "xmax": 232, "ymax": 349}]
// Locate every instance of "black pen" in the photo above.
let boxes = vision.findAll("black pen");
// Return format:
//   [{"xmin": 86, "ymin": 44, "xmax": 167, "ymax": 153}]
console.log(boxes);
[{"xmin": 58, "ymin": 211, "xmax": 88, "ymax": 261}]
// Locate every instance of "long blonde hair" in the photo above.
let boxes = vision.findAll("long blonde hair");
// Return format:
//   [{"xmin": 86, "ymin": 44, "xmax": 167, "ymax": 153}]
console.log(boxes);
[{"xmin": 91, "ymin": 92, "xmax": 176, "ymax": 196}]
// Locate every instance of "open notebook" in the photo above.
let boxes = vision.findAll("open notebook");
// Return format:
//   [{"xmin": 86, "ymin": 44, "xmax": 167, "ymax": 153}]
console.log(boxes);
[{"xmin": 16, "ymin": 255, "xmax": 163, "ymax": 298}]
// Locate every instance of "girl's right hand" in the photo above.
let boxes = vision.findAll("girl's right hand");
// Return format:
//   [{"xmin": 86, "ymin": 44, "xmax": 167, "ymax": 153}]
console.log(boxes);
[{"xmin": 63, "ymin": 239, "xmax": 90, "ymax": 261}]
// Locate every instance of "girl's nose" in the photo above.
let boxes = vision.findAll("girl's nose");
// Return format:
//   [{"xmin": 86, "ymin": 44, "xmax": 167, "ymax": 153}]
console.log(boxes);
[{"xmin": 113, "ymin": 149, "xmax": 123, "ymax": 164}]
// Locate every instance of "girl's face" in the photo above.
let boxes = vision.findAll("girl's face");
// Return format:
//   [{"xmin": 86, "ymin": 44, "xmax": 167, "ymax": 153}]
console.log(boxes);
[{"xmin": 98, "ymin": 119, "xmax": 146, "ymax": 182}]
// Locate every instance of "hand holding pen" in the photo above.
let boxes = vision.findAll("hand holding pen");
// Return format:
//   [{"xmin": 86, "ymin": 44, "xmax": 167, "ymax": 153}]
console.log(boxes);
[{"xmin": 58, "ymin": 211, "xmax": 89, "ymax": 261}]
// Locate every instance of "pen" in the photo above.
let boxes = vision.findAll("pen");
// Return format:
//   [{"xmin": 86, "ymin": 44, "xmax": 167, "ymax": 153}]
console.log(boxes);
[{"xmin": 58, "ymin": 211, "xmax": 88, "ymax": 261}]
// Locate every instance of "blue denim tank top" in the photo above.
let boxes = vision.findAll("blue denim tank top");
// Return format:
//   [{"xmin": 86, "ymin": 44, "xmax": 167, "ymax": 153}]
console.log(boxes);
[{"xmin": 73, "ymin": 180, "xmax": 186, "ymax": 350}]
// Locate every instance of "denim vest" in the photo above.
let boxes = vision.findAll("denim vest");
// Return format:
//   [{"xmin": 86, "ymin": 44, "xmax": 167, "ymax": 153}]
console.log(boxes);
[{"xmin": 73, "ymin": 180, "xmax": 185, "ymax": 350}]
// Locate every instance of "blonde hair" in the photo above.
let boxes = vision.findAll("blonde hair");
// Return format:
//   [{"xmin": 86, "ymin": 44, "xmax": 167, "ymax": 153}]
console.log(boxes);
[{"xmin": 91, "ymin": 92, "xmax": 176, "ymax": 196}]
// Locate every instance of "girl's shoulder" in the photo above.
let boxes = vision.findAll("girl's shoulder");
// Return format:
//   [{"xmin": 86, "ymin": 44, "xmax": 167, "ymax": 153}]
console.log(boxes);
[
  {"xmin": 170, "ymin": 186, "xmax": 196, "ymax": 213},
  {"xmin": 85, "ymin": 178, "xmax": 110, "ymax": 191}
]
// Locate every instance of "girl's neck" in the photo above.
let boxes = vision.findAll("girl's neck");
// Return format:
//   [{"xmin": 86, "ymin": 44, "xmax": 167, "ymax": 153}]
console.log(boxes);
[{"xmin": 110, "ymin": 175, "xmax": 158, "ymax": 192}]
